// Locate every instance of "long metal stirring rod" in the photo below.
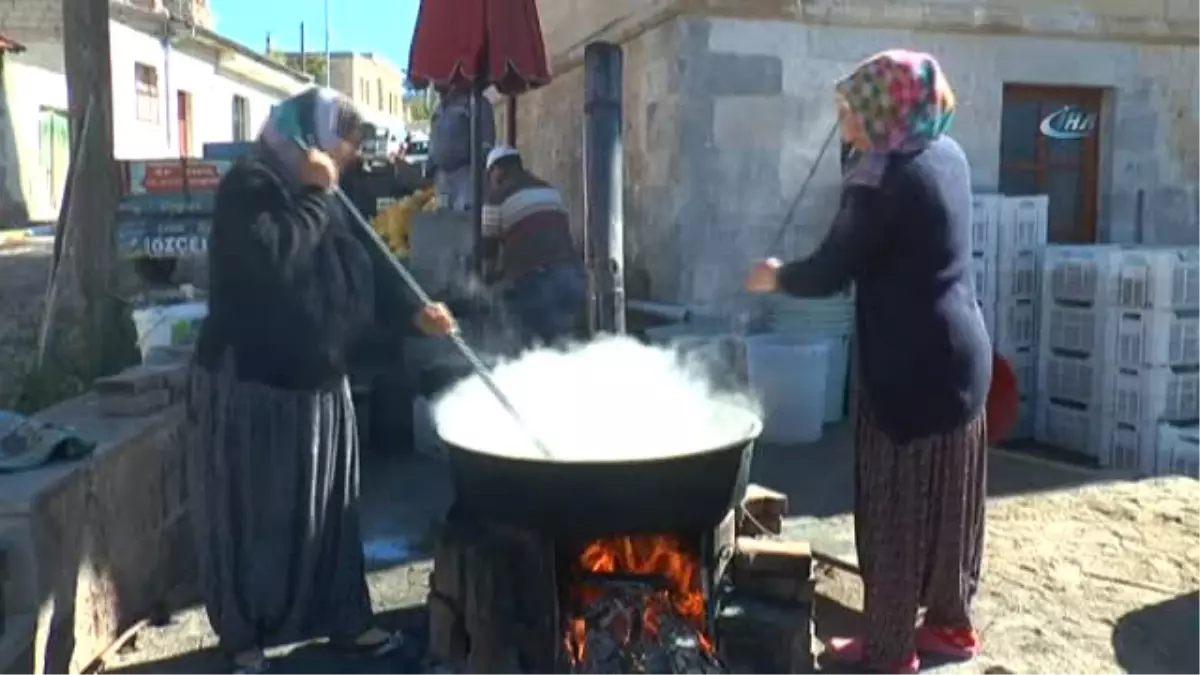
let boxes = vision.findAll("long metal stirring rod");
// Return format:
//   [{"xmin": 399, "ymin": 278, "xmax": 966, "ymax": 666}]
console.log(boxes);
[
  {"xmin": 733, "ymin": 122, "xmax": 841, "ymax": 333},
  {"xmin": 292, "ymin": 137, "xmax": 555, "ymax": 459}
]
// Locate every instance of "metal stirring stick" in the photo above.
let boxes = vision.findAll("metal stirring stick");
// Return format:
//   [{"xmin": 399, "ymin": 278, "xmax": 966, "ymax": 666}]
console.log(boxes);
[{"xmin": 292, "ymin": 137, "xmax": 556, "ymax": 459}]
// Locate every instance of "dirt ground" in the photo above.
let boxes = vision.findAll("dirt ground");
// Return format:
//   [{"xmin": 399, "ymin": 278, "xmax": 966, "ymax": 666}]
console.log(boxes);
[
  {"xmin": 814, "ymin": 475, "xmax": 1200, "ymax": 675},
  {"xmin": 0, "ymin": 236, "xmax": 53, "ymax": 409},
  {"xmin": 96, "ymin": 454, "xmax": 1200, "ymax": 675}
]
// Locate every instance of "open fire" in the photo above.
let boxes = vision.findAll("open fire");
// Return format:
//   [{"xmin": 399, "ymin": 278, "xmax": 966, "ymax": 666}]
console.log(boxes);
[
  {"xmin": 563, "ymin": 535, "xmax": 723, "ymax": 674},
  {"xmin": 427, "ymin": 484, "xmax": 816, "ymax": 674}
]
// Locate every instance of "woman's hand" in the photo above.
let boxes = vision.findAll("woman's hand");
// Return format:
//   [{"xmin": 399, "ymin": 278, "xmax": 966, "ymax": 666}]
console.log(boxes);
[
  {"xmin": 745, "ymin": 258, "xmax": 782, "ymax": 294},
  {"xmin": 298, "ymin": 149, "xmax": 339, "ymax": 191},
  {"xmin": 415, "ymin": 302, "xmax": 458, "ymax": 336}
]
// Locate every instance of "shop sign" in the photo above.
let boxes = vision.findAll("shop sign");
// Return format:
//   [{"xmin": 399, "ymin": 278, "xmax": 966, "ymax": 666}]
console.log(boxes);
[{"xmin": 1039, "ymin": 105, "xmax": 1097, "ymax": 140}]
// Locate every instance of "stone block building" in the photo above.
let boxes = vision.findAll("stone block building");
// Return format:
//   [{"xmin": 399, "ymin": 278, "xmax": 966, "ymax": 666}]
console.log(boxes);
[{"xmin": 504, "ymin": 0, "xmax": 1199, "ymax": 313}]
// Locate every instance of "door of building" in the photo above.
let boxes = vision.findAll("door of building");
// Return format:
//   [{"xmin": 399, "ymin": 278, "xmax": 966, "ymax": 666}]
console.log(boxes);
[
  {"xmin": 177, "ymin": 90, "xmax": 192, "ymax": 156},
  {"xmin": 37, "ymin": 107, "xmax": 70, "ymax": 215},
  {"xmin": 998, "ymin": 85, "xmax": 1103, "ymax": 243}
]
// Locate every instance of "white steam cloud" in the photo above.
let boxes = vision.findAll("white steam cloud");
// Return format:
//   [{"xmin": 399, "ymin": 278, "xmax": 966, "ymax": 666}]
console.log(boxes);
[{"xmin": 432, "ymin": 335, "xmax": 763, "ymax": 462}]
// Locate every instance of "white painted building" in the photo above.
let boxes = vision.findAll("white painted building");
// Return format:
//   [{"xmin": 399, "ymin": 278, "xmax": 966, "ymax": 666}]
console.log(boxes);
[{"xmin": 0, "ymin": 1, "xmax": 313, "ymax": 223}]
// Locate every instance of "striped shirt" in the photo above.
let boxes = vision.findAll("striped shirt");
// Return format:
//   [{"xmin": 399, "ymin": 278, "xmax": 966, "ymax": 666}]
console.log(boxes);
[{"xmin": 482, "ymin": 171, "xmax": 578, "ymax": 281}]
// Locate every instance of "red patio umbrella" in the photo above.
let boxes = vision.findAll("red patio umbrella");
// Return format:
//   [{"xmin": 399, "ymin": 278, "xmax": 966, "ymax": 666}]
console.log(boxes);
[{"xmin": 407, "ymin": 0, "xmax": 551, "ymax": 95}]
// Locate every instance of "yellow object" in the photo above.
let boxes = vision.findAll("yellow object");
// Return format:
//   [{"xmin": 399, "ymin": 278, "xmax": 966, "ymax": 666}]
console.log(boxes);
[
  {"xmin": 371, "ymin": 198, "xmax": 416, "ymax": 257},
  {"xmin": 368, "ymin": 187, "xmax": 444, "ymax": 255}
]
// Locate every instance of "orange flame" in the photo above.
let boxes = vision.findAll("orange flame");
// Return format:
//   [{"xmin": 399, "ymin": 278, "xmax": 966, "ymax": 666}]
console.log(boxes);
[{"xmin": 564, "ymin": 534, "xmax": 713, "ymax": 664}]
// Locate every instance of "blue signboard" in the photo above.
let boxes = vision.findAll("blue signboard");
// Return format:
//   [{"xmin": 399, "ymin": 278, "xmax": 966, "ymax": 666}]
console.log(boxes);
[
  {"xmin": 118, "ymin": 193, "xmax": 215, "ymax": 216},
  {"xmin": 118, "ymin": 217, "xmax": 211, "ymax": 258}
]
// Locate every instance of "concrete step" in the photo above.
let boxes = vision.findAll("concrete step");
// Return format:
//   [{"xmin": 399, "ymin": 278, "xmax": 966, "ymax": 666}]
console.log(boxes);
[
  {"xmin": 0, "ymin": 612, "xmax": 35, "ymax": 673},
  {"xmin": 0, "ymin": 516, "xmax": 37, "ymax": 617},
  {"xmin": 0, "ymin": 516, "xmax": 38, "ymax": 671}
]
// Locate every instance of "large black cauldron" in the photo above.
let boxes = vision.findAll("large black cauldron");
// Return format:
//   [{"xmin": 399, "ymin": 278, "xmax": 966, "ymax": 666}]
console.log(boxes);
[{"xmin": 443, "ymin": 421, "xmax": 760, "ymax": 539}]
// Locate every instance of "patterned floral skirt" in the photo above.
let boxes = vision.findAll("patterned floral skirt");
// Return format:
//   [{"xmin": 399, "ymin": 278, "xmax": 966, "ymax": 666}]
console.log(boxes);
[{"xmin": 851, "ymin": 382, "xmax": 988, "ymax": 664}]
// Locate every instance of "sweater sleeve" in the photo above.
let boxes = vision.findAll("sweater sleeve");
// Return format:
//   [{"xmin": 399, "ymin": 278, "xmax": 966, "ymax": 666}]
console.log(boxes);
[
  {"xmin": 776, "ymin": 186, "xmax": 887, "ymax": 297},
  {"xmin": 213, "ymin": 165, "xmax": 337, "ymax": 285}
]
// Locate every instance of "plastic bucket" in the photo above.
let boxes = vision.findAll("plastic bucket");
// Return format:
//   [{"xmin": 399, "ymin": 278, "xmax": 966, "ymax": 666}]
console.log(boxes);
[
  {"xmin": 131, "ymin": 301, "xmax": 208, "ymax": 362},
  {"xmin": 772, "ymin": 329, "xmax": 850, "ymax": 424},
  {"xmin": 745, "ymin": 334, "xmax": 831, "ymax": 444}
]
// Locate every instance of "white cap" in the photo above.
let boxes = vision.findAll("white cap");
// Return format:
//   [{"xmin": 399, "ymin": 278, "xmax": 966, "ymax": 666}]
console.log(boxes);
[{"xmin": 486, "ymin": 145, "xmax": 520, "ymax": 171}]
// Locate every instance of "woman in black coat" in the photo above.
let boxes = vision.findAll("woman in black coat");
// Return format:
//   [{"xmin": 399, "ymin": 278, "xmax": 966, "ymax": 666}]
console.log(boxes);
[{"xmin": 188, "ymin": 88, "xmax": 456, "ymax": 673}]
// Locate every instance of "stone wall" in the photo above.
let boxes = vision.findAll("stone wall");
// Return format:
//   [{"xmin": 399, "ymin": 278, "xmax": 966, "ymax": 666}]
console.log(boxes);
[
  {"xmin": 0, "ymin": 396, "xmax": 192, "ymax": 673},
  {"xmin": 500, "ymin": 21, "xmax": 685, "ymax": 300},
  {"xmin": 668, "ymin": 16, "xmax": 1200, "ymax": 311},
  {"xmin": 515, "ymin": 1, "xmax": 1198, "ymax": 313}
]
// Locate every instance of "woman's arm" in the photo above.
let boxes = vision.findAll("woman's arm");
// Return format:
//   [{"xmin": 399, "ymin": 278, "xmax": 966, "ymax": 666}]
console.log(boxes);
[
  {"xmin": 214, "ymin": 164, "xmax": 337, "ymax": 285},
  {"xmin": 775, "ymin": 186, "xmax": 887, "ymax": 297}
]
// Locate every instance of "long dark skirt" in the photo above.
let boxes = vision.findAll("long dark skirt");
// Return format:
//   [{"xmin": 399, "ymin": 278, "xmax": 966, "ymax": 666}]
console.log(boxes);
[
  {"xmin": 852, "ymin": 386, "xmax": 988, "ymax": 664},
  {"xmin": 185, "ymin": 352, "xmax": 373, "ymax": 655}
]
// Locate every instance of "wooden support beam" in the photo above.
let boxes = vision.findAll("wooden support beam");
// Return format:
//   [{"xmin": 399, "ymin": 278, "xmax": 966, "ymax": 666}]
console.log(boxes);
[{"xmin": 39, "ymin": 0, "xmax": 138, "ymax": 394}]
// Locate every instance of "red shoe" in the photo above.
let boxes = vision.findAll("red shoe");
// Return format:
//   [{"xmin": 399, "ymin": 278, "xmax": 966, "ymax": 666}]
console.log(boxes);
[
  {"xmin": 825, "ymin": 636, "xmax": 921, "ymax": 674},
  {"xmin": 916, "ymin": 625, "xmax": 981, "ymax": 660}
]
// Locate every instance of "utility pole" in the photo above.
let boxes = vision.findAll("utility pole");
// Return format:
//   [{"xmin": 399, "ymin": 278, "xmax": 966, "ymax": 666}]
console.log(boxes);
[
  {"xmin": 323, "ymin": 0, "xmax": 331, "ymax": 86},
  {"xmin": 40, "ymin": 0, "xmax": 136, "ymax": 415}
]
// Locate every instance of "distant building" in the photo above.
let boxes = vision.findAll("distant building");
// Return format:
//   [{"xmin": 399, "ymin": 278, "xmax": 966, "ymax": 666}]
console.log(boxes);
[
  {"xmin": 0, "ymin": 0, "xmax": 312, "ymax": 223},
  {"xmin": 127, "ymin": 0, "xmax": 215, "ymax": 30},
  {"xmin": 284, "ymin": 51, "xmax": 408, "ymax": 133}
]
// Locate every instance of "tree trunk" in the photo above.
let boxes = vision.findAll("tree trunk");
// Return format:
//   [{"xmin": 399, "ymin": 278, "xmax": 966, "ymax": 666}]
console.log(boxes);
[{"xmin": 37, "ymin": 0, "xmax": 136, "ymax": 406}]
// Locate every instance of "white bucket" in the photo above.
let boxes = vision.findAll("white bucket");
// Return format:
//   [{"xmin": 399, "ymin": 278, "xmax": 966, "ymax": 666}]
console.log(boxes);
[
  {"xmin": 745, "ymin": 334, "xmax": 831, "ymax": 444},
  {"xmin": 777, "ymin": 330, "xmax": 850, "ymax": 424},
  {"xmin": 131, "ymin": 301, "xmax": 208, "ymax": 362}
]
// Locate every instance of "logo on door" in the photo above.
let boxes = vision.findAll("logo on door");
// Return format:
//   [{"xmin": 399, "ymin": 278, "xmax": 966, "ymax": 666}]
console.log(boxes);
[{"xmin": 1039, "ymin": 105, "xmax": 1097, "ymax": 140}]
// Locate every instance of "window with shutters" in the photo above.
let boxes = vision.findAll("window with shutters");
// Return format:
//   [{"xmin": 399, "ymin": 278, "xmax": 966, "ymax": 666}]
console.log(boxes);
[{"xmin": 135, "ymin": 62, "xmax": 160, "ymax": 123}]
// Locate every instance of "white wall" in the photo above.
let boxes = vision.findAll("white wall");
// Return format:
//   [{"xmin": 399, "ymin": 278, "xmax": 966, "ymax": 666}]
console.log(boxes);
[
  {"xmin": 108, "ymin": 21, "xmax": 285, "ymax": 159},
  {"xmin": 4, "ymin": 20, "xmax": 304, "ymax": 220}
]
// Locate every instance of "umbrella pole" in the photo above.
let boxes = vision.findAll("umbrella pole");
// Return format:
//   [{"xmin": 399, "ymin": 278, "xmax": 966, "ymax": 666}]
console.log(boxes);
[
  {"xmin": 506, "ymin": 96, "xmax": 517, "ymax": 145},
  {"xmin": 469, "ymin": 82, "xmax": 485, "ymax": 276}
]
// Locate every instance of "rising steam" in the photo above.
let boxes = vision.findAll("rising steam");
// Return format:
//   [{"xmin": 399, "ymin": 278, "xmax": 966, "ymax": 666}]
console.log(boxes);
[{"xmin": 432, "ymin": 335, "xmax": 763, "ymax": 462}]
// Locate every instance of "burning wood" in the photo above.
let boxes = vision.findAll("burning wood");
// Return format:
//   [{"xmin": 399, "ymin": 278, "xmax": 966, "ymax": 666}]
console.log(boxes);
[{"xmin": 564, "ymin": 535, "xmax": 725, "ymax": 674}]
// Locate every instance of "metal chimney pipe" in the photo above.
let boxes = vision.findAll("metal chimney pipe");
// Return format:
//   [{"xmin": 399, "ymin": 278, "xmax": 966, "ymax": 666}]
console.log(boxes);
[{"xmin": 582, "ymin": 42, "xmax": 625, "ymax": 336}]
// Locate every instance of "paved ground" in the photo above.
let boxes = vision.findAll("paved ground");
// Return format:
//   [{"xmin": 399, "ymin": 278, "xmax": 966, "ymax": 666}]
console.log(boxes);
[{"xmin": 98, "ymin": 424, "xmax": 1200, "ymax": 674}]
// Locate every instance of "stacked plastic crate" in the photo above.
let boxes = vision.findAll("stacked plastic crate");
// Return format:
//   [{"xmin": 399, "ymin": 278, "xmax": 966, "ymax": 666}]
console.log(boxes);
[
  {"xmin": 995, "ymin": 197, "xmax": 1048, "ymax": 439},
  {"xmin": 970, "ymin": 195, "xmax": 1000, "ymax": 336},
  {"xmin": 1109, "ymin": 248, "xmax": 1200, "ymax": 475},
  {"xmin": 1036, "ymin": 245, "xmax": 1200, "ymax": 473},
  {"xmin": 1036, "ymin": 245, "xmax": 1123, "ymax": 461},
  {"xmin": 972, "ymin": 194, "xmax": 1047, "ymax": 440}
]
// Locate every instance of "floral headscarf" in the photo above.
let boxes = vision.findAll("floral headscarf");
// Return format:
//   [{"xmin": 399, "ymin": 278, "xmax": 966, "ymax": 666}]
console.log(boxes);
[{"xmin": 835, "ymin": 50, "xmax": 956, "ymax": 187}]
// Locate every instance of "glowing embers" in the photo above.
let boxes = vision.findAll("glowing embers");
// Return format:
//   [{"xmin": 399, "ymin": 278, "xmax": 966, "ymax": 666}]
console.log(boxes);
[{"xmin": 563, "ymin": 535, "xmax": 723, "ymax": 674}]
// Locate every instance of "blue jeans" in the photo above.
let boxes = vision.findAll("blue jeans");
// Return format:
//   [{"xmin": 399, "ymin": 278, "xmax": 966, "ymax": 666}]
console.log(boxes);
[{"xmin": 504, "ymin": 262, "xmax": 586, "ymax": 347}]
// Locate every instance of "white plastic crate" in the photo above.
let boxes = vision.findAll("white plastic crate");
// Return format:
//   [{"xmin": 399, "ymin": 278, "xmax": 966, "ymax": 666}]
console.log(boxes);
[
  {"xmin": 1157, "ymin": 423, "xmax": 1200, "ymax": 478},
  {"xmin": 995, "ymin": 250, "xmax": 1041, "ymax": 303},
  {"xmin": 997, "ymin": 195, "xmax": 1048, "ymax": 257},
  {"xmin": 972, "ymin": 254, "xmax": 994, "ymax": 307},
  {"xmin": 1115, "ymin": 247, "xmax": 1200, "ymax": 311},
  {"xmin": 1104, "ymin": 419, "xmax": 1158, "ymax": 476},
  {"xmin": 1005, "ymin": 396, "xmax": 1036, "ymax": 441},
  {"xmin": 977, "ymin": 299, "xmax": 995, "ymax": 338},
  {"xmin": 971, "ymin": 194, "xmax": 1001, "ymax": 258},
  {"xmin": 1039, "ymin": 350, "xmax": 1109, "ymax": 407},
  {"xmin": 1113, "ymin": 308, "xmax": 1200, "ymax": 367},
  {"xmin": 1001, "ymin": 346, "xmax": 1037, "ymax": 398},
  {"xmin": 994, "ymin": 298, "xmax": 1038, "ymax": 352},
  {"xmin": 1111, "ymin": 365, "xmax": 1200, "ymax": 425},
  {"xmin": 1040, "ymin": 302, "xmax": 1115, "ymax": 357},
  {"xmin": 1034, "ymin": 396, "xmax": 1105, "ymax": 460},
  {"xmin": 1042, "ymin": 245, "xmax": 1122, "ymax": 306}
]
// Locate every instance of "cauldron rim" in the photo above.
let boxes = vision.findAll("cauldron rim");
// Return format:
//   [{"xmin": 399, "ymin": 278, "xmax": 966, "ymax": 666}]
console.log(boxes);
[{"xmin": 436, "ymin": 405, "xmax": 763, "ymax": 466}]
